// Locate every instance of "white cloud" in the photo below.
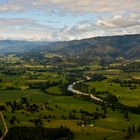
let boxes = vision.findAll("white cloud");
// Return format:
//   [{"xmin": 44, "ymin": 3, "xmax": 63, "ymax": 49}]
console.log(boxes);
[
  {"xmin": 96, "ymin": 13, "xmax": 140, "ymax": 28},
  {"xmin": 0, "ymin": 15, "xmax": 140, "ymax": 41},
  {"xmin": 0, "ymin": 18, "xmax": 35, "ymax": 26},
  {"xmin": 0, "ymin": 0, "xmax": 140, "ymax": 14},
  {"xmin": 0, "ymin": 1, "xmax": 140, "ymax": 41}
]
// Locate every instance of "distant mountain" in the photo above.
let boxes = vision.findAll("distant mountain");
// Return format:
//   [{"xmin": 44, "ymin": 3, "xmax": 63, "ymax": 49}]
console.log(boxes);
[
  {"xmin": 1, "ymin": 34, "xmax": 140, "ymax": 63},
  {"xmin": 37, "ymin": 34, "xmax": 140, "ymax": 61},
  {"xmin": 0, "ymin": 40, "xmax": 49, "ymax": 54}
]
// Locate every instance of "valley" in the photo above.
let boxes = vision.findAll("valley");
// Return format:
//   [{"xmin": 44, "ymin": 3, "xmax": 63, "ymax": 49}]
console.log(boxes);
[
  {"xmin": 0, "ymin": 0, "xmax": 140, "ymax": 139},
  {"xmin": 0, "ymin": 42, "xmax": 140, "ymax": 140}
]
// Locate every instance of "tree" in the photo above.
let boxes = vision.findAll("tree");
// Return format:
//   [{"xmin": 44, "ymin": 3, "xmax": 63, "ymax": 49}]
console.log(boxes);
[
  {"xmin": 132, "ymin": 124, "xmax": 135, "ymax": 133},
  {"xmin": 137, "ymin": 124, "xmax": 140, "ymax": 133},
  {"xmin": 124, "ymin": 111, "xmax": 129, "ymax": 120},
  {"xmin": 103, "ymin": 106, "xmax": 107, "ymax": 118},
  {"xmin": 9, "ymin": 115, "xmax": 17, "ymax": 125},
  {"xmin": 90, "ymin": 88, "xmax": 96, "ymax": 94},
  {"xmin": 33, "ymin": 119, "xmax": 43, "ymax": 126},
  {"xmin": 20, "ymin": 97, "xmax": 28, "ymax": 104},
  {"xmin": 0, "ymin": 129, "xmax": 2, "ymax": 138},
  {"xmin": 128, "ymin": 126, "xmax": 132, "ymax": 137},
  {"xmin": 69, "ymin": 110, "xmax": 76, "ymax": 119}
]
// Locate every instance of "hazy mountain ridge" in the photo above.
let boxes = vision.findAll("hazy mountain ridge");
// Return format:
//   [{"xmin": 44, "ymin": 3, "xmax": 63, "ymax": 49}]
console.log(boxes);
[
  {"xmin": 0, "ymin": 34, "xmax": 140, "ymax": 61},
  {"xmin": 0, "ymin": 40, "xmax": 49, "ymax": 54},
  {"xmin": 37, "ymin": 34, "xmax": 140, "ymax": 60}
]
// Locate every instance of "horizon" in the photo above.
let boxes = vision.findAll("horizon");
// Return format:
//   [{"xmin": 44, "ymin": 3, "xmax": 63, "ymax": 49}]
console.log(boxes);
[
  {"xmin": 0, "ymin": 33, "xmax": 140, "ymax": 42},
  {"xmin": 0, "ymin": 0, "xmax": 140, "ymax": 41}
]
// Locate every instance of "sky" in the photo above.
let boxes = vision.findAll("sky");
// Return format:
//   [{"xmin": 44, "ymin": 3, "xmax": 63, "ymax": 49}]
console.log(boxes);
[{"xmin": 0, "ymin": 0, "xmax": 140, "ymax": 41}]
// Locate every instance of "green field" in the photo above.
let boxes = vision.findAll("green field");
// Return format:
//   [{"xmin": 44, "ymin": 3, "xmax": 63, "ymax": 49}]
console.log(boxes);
[
  {"xmin": 86, "ymin": 79, "xmax": 140, "ymax": 106},
  {"xmin": 0, "ymin": 55, "xmax": 140, "ymax": 140},
  {"xmin": 1, "ymin": 89, "xmax": 140, "ymax": 140}
]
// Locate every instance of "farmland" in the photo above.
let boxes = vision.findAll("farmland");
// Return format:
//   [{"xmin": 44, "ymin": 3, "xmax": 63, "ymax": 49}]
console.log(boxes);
[{"xmin": 0, "ymin": 54, "xmax": 140, "ymax": 140}]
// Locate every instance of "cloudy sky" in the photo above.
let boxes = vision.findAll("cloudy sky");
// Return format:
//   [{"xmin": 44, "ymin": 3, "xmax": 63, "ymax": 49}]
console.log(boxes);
[{"xmin": 0, "ymin": 0, "xmax": 140, "ymax": 41}]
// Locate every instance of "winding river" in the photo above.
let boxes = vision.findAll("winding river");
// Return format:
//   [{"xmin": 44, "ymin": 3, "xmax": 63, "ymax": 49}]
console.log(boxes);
[{"xmin": 68, "ymin": 76, "xmax": 103, "ymax": 102}]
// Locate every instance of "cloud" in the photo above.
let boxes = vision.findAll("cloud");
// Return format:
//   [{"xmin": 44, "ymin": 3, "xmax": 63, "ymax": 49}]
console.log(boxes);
[
  {"xmin": 0, "ymin": 1, "xmax": 140, "ymax": 41},
  {"xmin": 0, "ymin": 0, "xmax": 140, "ymax": 14},
  {"xmin": 0, "ymin": 18, "xmax": 103, "ymax": 41},
  {"xmin": 52, "ymin": 13, "xmax": 140, "ymax": 40},
  {"xmin": 51, "ymin": 21, "xmax": 105, "ymax": 40},
  {"xmin": 0, "ymin": 18, "xmax": 35, "ymax": 26},
  {"xmin": 96, "ymin": 13, "xmax": 140, "ymax": 28},
  {"xmin": 0, "ymin": 15, "xmax": 140, "ymax": 41},
  {"xmin": 70, "ymin": 21, "xmax": 96, "ymax": 33},
  {"xmin": 0, "ymin": 18, "xmax": 56, "ymax": 41}
]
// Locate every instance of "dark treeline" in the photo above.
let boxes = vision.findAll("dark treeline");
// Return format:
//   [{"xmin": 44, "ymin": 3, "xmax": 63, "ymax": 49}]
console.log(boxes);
[
  {"xmin": 125, "ymin": 124, "xmax": 140, "ymax": 139},
  {"xmin": 2, "ymin": 68, "xmax": 25, "ymax": 75},
  {"xmin": 75, "ymin": 91, "xmax": 140, "ymax": 115},
  {"xmin": 4, "ymin": 126, "xmax": 73, "ymax": 140},
  {"xmin": 111, "ymin": 78, "xmax": 140, "ymax": 85},
  {"xmin": 90, "ymin": 73, "xmax": 107, "ymax": 82},
  {"xmin": 28, "ymin": 81, "xmax": 61, "ymax": 89},
  {"xmin": 121, "ymin": 62, "xmax": 140, "ymax": 72},
  {"xmin": 5, "ymin": 100, "xmax": 42, "ymax": 114},
  {"xmin": 100, "ymin": 93, "xmax": 140, "ymax": 115}
]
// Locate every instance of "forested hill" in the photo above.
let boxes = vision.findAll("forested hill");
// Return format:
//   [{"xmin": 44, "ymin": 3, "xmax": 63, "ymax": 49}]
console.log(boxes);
[
  {"xmin": 37, "ymin": 34, "xmax": 140, "ymax": 60},
  {"xmin": 1, "ymin": 34, "xmax": 140, "ymax": 61}
]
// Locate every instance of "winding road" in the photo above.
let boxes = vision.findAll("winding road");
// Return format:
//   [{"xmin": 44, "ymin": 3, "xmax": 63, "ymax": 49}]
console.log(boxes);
[
  {"xmin": 68, "ymin": 76, "xmax": 103, "ymax": 102},
  {"xmin": 0, "ymin": 112, "xmax": 8, "ymax": 140}
]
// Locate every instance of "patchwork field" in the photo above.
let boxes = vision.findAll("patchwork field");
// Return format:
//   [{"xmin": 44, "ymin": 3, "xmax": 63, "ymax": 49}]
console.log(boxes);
[{"xmin": 0, "ymin": 56, "xmax": 140, "ymax": 140}]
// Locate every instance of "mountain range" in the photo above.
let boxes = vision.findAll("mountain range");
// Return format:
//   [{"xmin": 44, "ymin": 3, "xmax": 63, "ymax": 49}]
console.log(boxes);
[
  {"xmin": 0, "ymin": 34, "xmax": 140, "ymax": 61},
  {"xmin": 0, "ymin": 40, "xmax": 49, "ymax": 54},
  {"xmin": 37, "ymin": 34, "xmax": 140, "ymax": 61}
]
